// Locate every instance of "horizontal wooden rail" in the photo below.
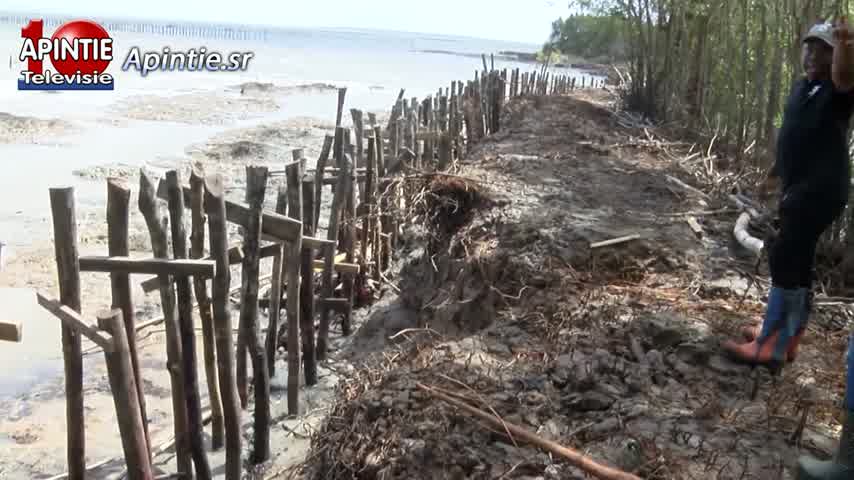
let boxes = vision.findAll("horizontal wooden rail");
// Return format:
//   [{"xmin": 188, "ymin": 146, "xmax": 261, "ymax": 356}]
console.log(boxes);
[
  {"xmin": 79, "ymin": 256, "xmax": 216, "ymax": 277},
  {"xmin": 36, "ymin": 292, "xmax": 115, "ymax": 352},
  {"xmin": 140, "ymin": 248, "xmax": 243, "ymax": 293},
  {"xmin": 156, "ymin": 180, "xmax": 302, "ymax": 242}
]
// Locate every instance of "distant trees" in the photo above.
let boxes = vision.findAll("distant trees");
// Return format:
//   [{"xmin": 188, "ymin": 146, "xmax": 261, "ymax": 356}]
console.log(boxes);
[{"xmin": 546, "ymin": 14, "xmax": 628, "ymax": 62}]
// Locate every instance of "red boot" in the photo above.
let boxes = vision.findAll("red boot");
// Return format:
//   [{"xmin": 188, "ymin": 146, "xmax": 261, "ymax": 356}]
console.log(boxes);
[
  {"xmin": 741, "ymin": 323, "xmax": 803, "ymax": 362},
  {"xmin": 722, "ymin": 333, "xmax": 788, "ymax": 374}
]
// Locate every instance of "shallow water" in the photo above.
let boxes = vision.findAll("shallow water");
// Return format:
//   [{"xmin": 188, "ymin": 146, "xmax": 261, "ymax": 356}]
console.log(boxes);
[{"xmin": 0, "ymin": 22, "xmax": 598, "ymax": 399}]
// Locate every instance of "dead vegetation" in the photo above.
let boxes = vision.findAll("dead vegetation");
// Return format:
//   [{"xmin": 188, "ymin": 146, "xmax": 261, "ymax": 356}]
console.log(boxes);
[{"xmin": 288, "ymin": 91, "xmax": 854, "ymax": 480}]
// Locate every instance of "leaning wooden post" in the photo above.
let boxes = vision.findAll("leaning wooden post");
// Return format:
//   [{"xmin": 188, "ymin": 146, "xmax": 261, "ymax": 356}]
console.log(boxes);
[
  {"xmin": 313, "ymin": 135, "xmax": 334, "ymax": 233},
  {"xmin": 49, "ymin": 187, "xmax": 86, "ymax": 480},
  {"xmin": 317, "ymin": 147, "xmax": 348, "ymax": 360},
  {"xmin": 341, "ymin": 154, "xmax": 357, "ymax": 336},
  {"xmin": 285, "ymin": 161, "xmax": 303, "ymax": 415},
  {"xmin": 265, "ymin": 187, "xmax": 285, "ymax": 377},
  {"xmin": 166, "ymin": 170, "xmax": 213, "ymax": 480},
  {"xmin": 97, "ymin": 309, "xmax": 154, "ymax": 480},
  {"xmin": 189, "ymin": 168, "xmax": 225, "ymax": 450},
  {"xmin": 138, "ymin": 172, "xmax": 192, "ymax": 477},
  {"xmin": 360, "ymin": 137, "xmax": 377, "ymax": 294},
  {"xmin": 300, "ymin": 176, "xmax": 317, "ymax": 386},
  {"xmin": 204, "ymin": 174, "xmax": 242, "ymax": 480},
  {"xmin": 335, "ymin": 87, "xmax": 347, "ymax": 127},
  {"xmin": 240, "ymin": 166, "xmax": 271, "ymax": 464},
  {"xmin": 106, "ymin": 179, "xmax": 150, "ymax": 460}
]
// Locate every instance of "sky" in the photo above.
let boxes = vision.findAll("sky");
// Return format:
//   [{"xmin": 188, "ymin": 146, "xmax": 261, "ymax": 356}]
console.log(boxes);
[{"xmin": 2, "ymin": 0, "xmax": 569, "ymax": 45}]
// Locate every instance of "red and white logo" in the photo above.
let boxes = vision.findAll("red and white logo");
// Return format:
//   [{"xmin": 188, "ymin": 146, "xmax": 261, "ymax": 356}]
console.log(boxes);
[{"xmin": 18, "ymin": 19, "xmax": 115, "ymax": 91}]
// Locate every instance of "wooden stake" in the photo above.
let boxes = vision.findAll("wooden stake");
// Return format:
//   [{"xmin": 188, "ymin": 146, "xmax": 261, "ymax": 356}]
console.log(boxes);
[
  {"xmin": 48, "ymin": 187, "xmax": 85, "ymax": 480},
  {"xmin": 97, "ymin": 309, "xmax": 154, "ymax": 480},
  {"xmin": 188, "ymin": 168, "xmax": 225, "ymax": 451},
  {"xmin": 106, "ymin": 179, "xmax": 150, "ymax": 460},
  {"xmin": 317, "ymin": 147, "xmax": 348, "ymax": 360},
  {"xmin": 204, "ymin": 174, "xmax": 242, "ymax": 480},
  {"xmin": 265, "ymin": 187, "xmax": 284, "ymax": 377},
  {"xmin": 165, "ymin": 170, "xmax": 212, "ymax": 480},
  {"xmin": 341, "ymin": 155, "xmax": 356, "ymax": 336},
  {"xmin": 373, "ymin": 126, "xmax": 385, "ymax": 178},
  {"xmin": 138, "ymin": 172, "xmax": 192, "ymax": 478},
  {"xmin": 285, "ymin": 162, "xmax": 303, "ymax": 415},
  {"xmin": 313, "ymin": 135, "xmax": 333, "ymax": 232},
  {"xmin": 239, "ymin": 166, "xmax": 271, "ymax": 464},
  {"xmin": 300, "ymin": 176, "xmax": 317, "ymax": 386},
  {"xmin": 335, "ymin": 87, "xmax": 347, "ymax": 127}
]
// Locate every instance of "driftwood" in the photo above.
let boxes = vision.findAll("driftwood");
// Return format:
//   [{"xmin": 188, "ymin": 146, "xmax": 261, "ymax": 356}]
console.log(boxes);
[
  {"xmin": 734, "ymin": 212, "xmax": 764, "ymax": 255},
  {"xmin": 139, "ymin": 172, "xmax": 192, "ymax": 477},
  {"xmin": 97, "ymin": 309, "xmax": 154, "ymax": 480},
  {"xmin": 106, "ymin": 179, "xmax": 150, "ymax": 458},
  {"xmin": 204, "ymin": 174, "xmax": 242, "ymax": 480},
  {"xmin": 48, "ymin": 187, "xmax": 86, "ymax": 480},
  {"xmin": 165, "ymin": 170, "xmax": 212, "ymax": 479},
  {"xmin": 416, "ymin": 383, "xmax": 643, "ymax": 480},
  {"xmin": 188, "ymin": 168, "xmax": 225, "ymax": 450}
]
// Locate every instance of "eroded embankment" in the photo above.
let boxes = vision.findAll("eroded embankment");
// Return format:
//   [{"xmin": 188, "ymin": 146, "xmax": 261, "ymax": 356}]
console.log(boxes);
[{"xmin": 291, "ymin": 92, "xmax": 849, "ymax": 480}]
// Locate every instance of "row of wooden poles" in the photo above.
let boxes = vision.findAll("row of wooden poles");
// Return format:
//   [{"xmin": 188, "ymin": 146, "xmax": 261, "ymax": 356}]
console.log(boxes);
[{"xmin": 36, "ymin": 63, "xmax": 595, "ymax": 480}]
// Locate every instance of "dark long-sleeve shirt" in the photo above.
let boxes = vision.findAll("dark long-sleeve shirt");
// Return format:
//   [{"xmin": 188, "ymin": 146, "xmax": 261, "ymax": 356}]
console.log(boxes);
[{"xmin": 771, "ymin": 78, "xmax": 853, "ymax": 209}]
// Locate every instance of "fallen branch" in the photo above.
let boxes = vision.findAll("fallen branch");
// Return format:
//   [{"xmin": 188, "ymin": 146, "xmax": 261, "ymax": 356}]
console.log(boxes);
[
  {"xmin": 665, "ymin": 175, "xmax": 710, "ymax": 200},
  {"xmin": 590, "ymin": 234, "xmax": 640, "ymax": 250},
  {"xmin": 415, "ymin": 383, "xmax": 643, "ymax": 480},
  {"xmin": 733, "ymin": 212, "xmax": 764, "ymax": 255}
]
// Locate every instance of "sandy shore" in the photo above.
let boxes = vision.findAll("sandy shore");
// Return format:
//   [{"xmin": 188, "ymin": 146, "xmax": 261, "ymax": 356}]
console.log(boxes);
[{"xmin": 0, "ymin": 80, "xmax": 391, "ymax": 479}]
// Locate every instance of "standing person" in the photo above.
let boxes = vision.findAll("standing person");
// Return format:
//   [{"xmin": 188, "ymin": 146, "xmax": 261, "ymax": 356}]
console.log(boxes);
[
  {"xmin": 724, "ymin": 20, "xmax": 853, "ymax": 369},
  {"xmin": 718, "ymin": 19, "xmax": 854, "ymax": 479}
]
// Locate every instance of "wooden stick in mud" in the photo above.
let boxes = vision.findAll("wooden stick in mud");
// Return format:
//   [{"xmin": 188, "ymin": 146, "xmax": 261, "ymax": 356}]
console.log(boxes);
[
  {"xmin": 165, "ymin": 171, "xmax": 212, "ymax": 479},
  {"xmin": 313, "ymin": 134, "xmax": 334, "ymax": 233},
  {"xmin": 335, "ymin": 87, "xmax": 347, "ymax": 127},
  {"xmin": 188, "ymin": 168, "xmax": 225, "ymax": 450},
  {"xmin": 373, "ymin": 126, "xmax": 385, "ymax": 178},
  {"xmin": 265, "ymin": 187, "xmax": 285, "ymax": 377},
  {"xmin": 138, "ymin": 172, "xmax": 192, "ymax": 478},
  {"xmin": 48, "ymin": 187, "xmax": 86, "ymax": 480},
  {"xmin": 239, "ymin": 166, "xmax": 272, "ymax": 464},
  {"xmin": 97, "ymin": 309, "xmax": 154, "ymax": 480},
  {"xmin": 416, "ymin": 383, "xmax": 643, "ymax": 480},
  {"xmin": 341, "ymin": 154, "xmax": 357, "ymax": 336},
  {"xmin": 300, "ymin": 176, "xmax": 317, "ymax": 386},
  {"xmin": 317, "ymin": 148, "xmax": 348, "ymax": 360},
  {"xmin": 285, "ymin": 162, "xmax": 304, "ymax": 415},
  {"xmin": 361, "ymin": 137, "xmax": 376, "ymax": 277},
  {"xmin": 351, "ymin": 108, "xmax": 365, "ymax": 170},
  {"xmin": 106, "ymin": 179, "xmax": 150, "ymax": 460},
  {"xmin": 204, "ymin": 174, "xmax": 242, "ymax": 480}
]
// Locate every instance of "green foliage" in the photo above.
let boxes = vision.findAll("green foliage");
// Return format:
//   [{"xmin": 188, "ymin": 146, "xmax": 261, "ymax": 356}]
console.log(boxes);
[{"xmin": 545, "ymin": 14, "xmax": 627, "ymax": 61}]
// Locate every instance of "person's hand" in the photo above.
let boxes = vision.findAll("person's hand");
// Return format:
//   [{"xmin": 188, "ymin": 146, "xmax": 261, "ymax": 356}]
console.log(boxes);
[{"xmin": 834, "ymin": 16, "xmax": 854, "ymax": 44}]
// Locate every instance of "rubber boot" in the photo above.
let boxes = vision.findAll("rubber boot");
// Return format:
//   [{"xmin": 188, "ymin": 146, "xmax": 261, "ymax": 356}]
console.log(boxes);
[
  {"xmin": 722, "ymin": 286, "xmax": 807, "ymax": 373},
  {"xmin": 741, "ymin": 290, "xmax": 811, "ymax": 362},
  {"xmin": 797, "ymin": 334, "xmax": 854, "ymax": 479}
]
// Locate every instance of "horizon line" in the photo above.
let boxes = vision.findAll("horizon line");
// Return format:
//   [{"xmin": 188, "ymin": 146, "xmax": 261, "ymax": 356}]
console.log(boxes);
[{"xmin": 0, "ymin": 9, "xmax": 544, "ymax": 48}]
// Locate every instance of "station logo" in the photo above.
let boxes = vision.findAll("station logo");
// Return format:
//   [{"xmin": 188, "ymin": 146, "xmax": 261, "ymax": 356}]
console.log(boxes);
[{"xmin": 18, "ymin": 19, "xmax": 114, "ymax": 91}]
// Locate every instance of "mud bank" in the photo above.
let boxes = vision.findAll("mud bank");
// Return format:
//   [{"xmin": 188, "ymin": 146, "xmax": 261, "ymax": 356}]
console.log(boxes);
[
  {"xmin": 0, "ymin": 112, "xmax": 78, "ymax": 145},
  {"xmin": 295, "ymin": 92, "xmax": 850, "ymax": 480}
]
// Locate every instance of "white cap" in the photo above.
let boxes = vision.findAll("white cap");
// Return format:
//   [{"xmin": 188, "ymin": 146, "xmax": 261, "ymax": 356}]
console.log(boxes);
[{"xmin": 804, "ymin": 22, "xmax": 836, "ymax": 48}]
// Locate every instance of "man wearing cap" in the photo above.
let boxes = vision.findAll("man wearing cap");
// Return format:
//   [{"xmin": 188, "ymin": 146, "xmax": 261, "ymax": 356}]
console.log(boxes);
[{"xmin": 718, "ymin": 19, "xmax": 854, "ymax": 479}]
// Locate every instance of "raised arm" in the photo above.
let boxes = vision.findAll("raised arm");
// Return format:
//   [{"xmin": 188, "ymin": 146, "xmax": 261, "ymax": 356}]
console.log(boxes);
[{"xmin": 833, "ymin": 17, "xmax": 854, "ymax": 92}]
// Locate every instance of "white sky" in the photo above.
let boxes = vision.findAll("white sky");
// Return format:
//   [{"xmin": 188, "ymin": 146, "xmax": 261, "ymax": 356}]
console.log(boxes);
[{"xmin": 2, "ymin": 1, "xmax": 568, "ymax": 45}]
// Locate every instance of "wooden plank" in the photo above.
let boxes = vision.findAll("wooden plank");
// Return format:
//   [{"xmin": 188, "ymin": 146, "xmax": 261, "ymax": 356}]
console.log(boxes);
[
  {"xmin": 96, "ymin": 309, "xmax": 154, "ymax": 480},
  {"xmin": 140, "ymin": 248, "xmax": 242, "ymax": 293},
  {"xmin": 205, "ymin": 173, "xmax": 243, "ymax": 480},
  {"xmin": 139, "ymin": 172, "xmax": 192, "ymax": 477},
  {"xmin": 106, "ymin": 178, "xmax": 150, "ymax": 460},
  {"xmin": 48, "ymin": 187, "xmax": 86, "ymax": 480},
  {"xmin": 189, "ymin": 167, "xmax": 224, "ymax": 450},
  {"xmin": 0, "ymin": 321, "xmax": 22, "ymax": 342},
  {"xmin": 590, "ymin": 234, "xmax": 641, "ymax": 250},
  {"xmin": 156, "ymin": 180, "xmax": 301, "ymax": 243},
  {"xmin": 36, "ymin": 292, "xmax": 114, "ymax": 352},
  {"xmin": 79, "ymin": 256, "xmax": 215, "ymax": 277},
  {"xmin": 165, "ymin": 170, "xmax": 212, "ymax": 479}
]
